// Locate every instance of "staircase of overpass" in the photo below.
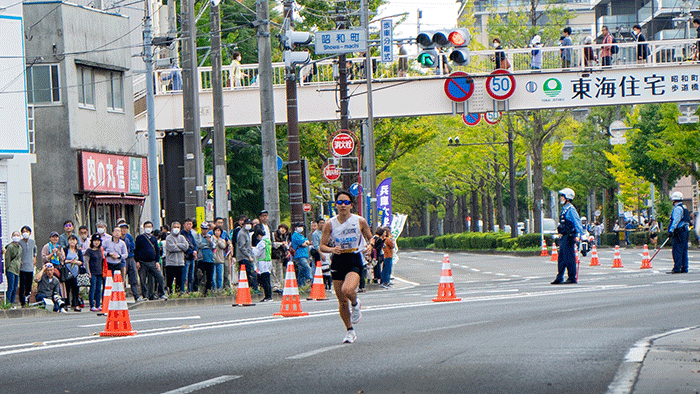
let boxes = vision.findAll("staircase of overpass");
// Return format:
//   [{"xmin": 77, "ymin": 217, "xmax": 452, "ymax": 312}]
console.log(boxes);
[{"xmin": 134, "ymin": 38, "xmax": 700, "ymax": 132}]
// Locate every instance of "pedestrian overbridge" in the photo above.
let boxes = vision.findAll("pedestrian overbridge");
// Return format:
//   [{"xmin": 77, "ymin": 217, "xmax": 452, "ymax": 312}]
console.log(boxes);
[{"xmin": 134, "ymin": 38, "xmax": 700, "ymax": 131}]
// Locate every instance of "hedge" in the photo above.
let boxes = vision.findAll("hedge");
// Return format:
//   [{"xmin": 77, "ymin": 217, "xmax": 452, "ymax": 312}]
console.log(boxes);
[
  {"xmin": 396, "ymin": 235, "xmax": 434, "ymax": 249},
  {"xmin": 401, "ymin": 232, "xmax": 550, "ymax": 251},
  {"xmin": 600, "ymin": 232, "xmax": 619, "ymax": 246}
]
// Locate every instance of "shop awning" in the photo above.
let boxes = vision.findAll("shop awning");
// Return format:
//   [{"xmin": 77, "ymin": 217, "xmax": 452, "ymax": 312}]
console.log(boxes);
[{"xmin": 90, "ymin": 195, "xmax": 146, "ymax": 206}]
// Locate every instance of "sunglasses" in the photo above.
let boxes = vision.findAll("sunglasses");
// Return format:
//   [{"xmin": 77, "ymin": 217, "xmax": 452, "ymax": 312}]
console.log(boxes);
[{"xmin": 336, "ymin": 200, "xmax": 352, "ymax": 206}]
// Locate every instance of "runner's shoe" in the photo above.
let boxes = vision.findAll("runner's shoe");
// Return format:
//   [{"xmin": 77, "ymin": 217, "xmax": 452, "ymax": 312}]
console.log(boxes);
[
  {"xmin": 343, "ymin": 329, "xmax": 357, "ymax": 344},
  {"xmin": 350, "ymin": 298, "xmax": 362, "ymax": 324}
]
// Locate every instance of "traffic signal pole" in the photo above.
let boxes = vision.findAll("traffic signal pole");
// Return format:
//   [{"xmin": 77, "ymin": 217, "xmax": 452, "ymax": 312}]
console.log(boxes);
[
  {"xmin": 210, "ymin": 1, "xmax": 228, "ymax": 228},
  {"xmin": 361, "ymin": 0, "xmax": 377, "ymax": 229},
  {"xmin": 284, "ymin": 0, "xmax": 303, "ymax": 225},
  {"xmin": 143, "ymin": 0, "xmax": 160, "ymax": 228}
]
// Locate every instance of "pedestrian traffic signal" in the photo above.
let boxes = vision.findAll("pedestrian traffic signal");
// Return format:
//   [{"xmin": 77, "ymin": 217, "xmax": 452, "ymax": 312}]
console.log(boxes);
[
  {"xmin": 281, "ymin": 29, "xmax": 313, "ymax": 69},
  {"xmin": 281, "ymin": 30, "xmax": 313, "ymax": 50}
]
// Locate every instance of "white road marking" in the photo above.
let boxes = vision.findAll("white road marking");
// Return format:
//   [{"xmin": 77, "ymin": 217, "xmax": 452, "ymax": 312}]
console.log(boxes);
[
  {"xmin": 494, "ymin": 273, "xmax": 506, "ymax": 276},
  {"xmin": 470, "ymin": 268, "xmax": 480, "ymax": 272},
  {"xmin": 417, "ymin": 320, "xmax": 490, "ymax": 333},
  {"xmin": 160, "ymin": 375, "xmax": 241, "ymax": 394},
  {"xmin": 77, "ymin": 315, "xmax": 202, "ymax": 328},
  {"xmin": 392, "ymin": 276, "xmax": 420, "ymax": 286},
  {"xmin": 287, "ymin": 345, "xmax": 345, "ymax": 360}
]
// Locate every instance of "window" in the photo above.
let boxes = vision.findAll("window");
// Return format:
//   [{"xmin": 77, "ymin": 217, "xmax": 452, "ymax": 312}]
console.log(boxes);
[
  {"xmin": 27, "ymin": 105, "xmax": 35, "ymax": 153},
  {"xmin": 26, "ymin": 64, "xmax": 60, "ymax": 104},
  {"xmin": 78, "ymin": 67, "xmax": 95, "ymax": 107},
  {"xmin": 107, "ymin": 71, "xmax": 124, "ymax": 111}
]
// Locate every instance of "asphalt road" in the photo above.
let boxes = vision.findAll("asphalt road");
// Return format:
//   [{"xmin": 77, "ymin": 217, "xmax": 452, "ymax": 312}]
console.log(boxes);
[{"xmin": 0, "ymin": 247, "xmax": 698, "ymax": 394}]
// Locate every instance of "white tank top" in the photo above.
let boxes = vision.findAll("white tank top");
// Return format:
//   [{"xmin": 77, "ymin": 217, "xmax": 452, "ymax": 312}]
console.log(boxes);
[{"xmin": 329, "ymin": 214, "xmax": 364, "ymax": 254}]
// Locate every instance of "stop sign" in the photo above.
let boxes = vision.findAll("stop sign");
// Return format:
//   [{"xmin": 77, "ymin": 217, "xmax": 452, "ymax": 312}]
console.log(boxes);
[
  {"xmin": 330, "ymin": 132, "xmax": 355, "ymax": 157},
  {"xmin": 323, "ymin": 164, "xmax": 341, "ymax": 181}
]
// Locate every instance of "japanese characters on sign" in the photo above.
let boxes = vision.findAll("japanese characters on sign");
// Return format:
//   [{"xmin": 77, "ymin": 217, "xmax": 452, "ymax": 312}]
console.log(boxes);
[
  {"xmin": 522, "ymin": 67, "xmax": 699, "ymax": 107},
  {"xmin": 79, "ymin": 151, "xmax": 149, "ymax": 195},
  {"xmin": 314, "ymin": 29, "xmax": 367, "ymax": 55},
  {"xmin": 330, "ymin": 132, "xmax": 355, "ymax": 157},
  {"xmin": 380, "ymin": 20, "xmax": 393, "ymax": 63},
  {"xmin": 376, "ymin": 178, "xmax": 392, "ymax": 227}
]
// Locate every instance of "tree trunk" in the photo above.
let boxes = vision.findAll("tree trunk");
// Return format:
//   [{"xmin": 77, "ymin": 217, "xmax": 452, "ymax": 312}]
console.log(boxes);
[
  {"xmin": 455, "ymin": 194, "xmax": 464, "ymax": 233},
  {"xmin": 480, "ymin": 179, "xmax": 487, "ymax": 233},
  {"xmin": 487, "ymin": 191, "xmax": 494, "ymax": 232},
  {"xmin": 430, "ymin": 199, "xmax": 439, "ymax": 237},
  {"xmin": 445, "ymin": 191, "xmax": 455, "ymax": 234},
  {"xmin": 532, "ymin": 126, "xmax": 545, "ymax": 234},
  {"xmin": 471, "ymin": 177, "xmax": 479, "ymax": 232},
  {"xmin": 494, "ymin": 162, "xmax": 505, "ymax": 231}
]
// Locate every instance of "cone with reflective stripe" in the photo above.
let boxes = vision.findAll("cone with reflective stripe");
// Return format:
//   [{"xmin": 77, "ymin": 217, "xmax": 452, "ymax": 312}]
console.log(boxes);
[
  {"xmin": 100, "ymin": 271, "xmax": 136, "ymax": 336},
  {"xmin": 433, "ymin": 254, "xmax": 461, "ymax": 302},
  {"xmin": 307, "ymin": 260, "xmax": 327, "ymax": 301},
  {"xmin": 612, "ymin": 245, "xmax": 624, "ymax": 268},
  {"xmin": 232, "ymin": 265, "xmax": 255, "ymax": 306},
  {"xmin": 640, "ymin": 244, "xmax": 652, "ymax": 269},
  {"xmin": 589, "ymin": 244, "xmax": 600, "ymax": 266},
  {"xmin": 274, "ymin": 261, "xmax": 308, "ymax": 316},
  {"xmin": 550, "ymin": 243, "xmax": 558, "ymax": 261},
  {"xmin": 540, "ymin": 239, "xmax": 549, "ymax": 256},
  {"xmin": 97, "ymin": 270, "xmax": 113, "ymax": 316}
]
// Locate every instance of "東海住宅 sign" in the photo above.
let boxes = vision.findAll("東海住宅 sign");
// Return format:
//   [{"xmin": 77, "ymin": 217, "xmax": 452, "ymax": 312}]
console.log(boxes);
[
  {"xmin": 315, "ymin": 29, "xmax": 367, "ymax": 55},
  {"xmin": 79, "ymin": 151, "xmax": 149, "ymax": 195}
]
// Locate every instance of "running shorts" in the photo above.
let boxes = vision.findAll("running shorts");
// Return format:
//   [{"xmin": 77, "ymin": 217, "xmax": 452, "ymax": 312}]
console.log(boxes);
[{"xmin": 330, "ymin": 252, "xmax": 363, "ymax": 281}]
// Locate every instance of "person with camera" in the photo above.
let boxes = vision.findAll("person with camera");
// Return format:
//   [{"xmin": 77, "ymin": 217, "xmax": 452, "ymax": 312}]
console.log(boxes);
[
  {"xmin": 35, "ymin": 263, "xmax": 67, "ymax": 313},
  {"xmin": 551, "ymin": 188, "xmax": 583, "ymax": 285}
]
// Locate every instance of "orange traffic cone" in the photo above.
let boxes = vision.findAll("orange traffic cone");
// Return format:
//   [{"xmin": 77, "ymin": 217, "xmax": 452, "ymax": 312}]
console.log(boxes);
[
  {"xmin": 589, "ymin": 244, "xmax": 600, "ymax": 266},
  {"xmin": 540, "ymin": 239, "xmax": 549, "ymax": 257},
  {"xmin": 307, "ymin": 260, "xmax": 327, "ymax": 301},
  {"xmin": 550, "ymin": 243, "xmax": 558, "ymax": 261},
  {"xmin": 100, "ymin": 271, "xmax": 136, "ymax": 337},
  {"xmin": 640, "ymin": 244, "xmax": 652, "ymax": 269},
  {"xmin": 232, "ymin": 266, "xmax": 255, "ymax": 306},
  {"xmin": 97, "ymin": 270, "xmax": 113, "ymax": 316},
  {"xmin": 274, "ymin": 261, "xmax": 309, "ymax": 316},
  {"xmin": 433, "ymin": 254, "xmax": 461, "ymax": 302},
  {"xmin": 612, "ymin": 245, "xmax": 624, "ymax": 268}
]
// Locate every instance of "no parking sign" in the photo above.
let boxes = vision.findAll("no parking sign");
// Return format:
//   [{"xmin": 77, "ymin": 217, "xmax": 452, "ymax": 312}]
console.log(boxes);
[
  {"xmin": 444, "ymin": 72, "xmax": 474, "ymax": 103},
  {"xmin": 462, "ymin": 113, "xmax": 481, "ymax": 126}
]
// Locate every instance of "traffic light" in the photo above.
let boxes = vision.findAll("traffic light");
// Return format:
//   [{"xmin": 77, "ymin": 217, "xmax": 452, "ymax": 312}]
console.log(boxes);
[
  {"xmin": 280, "ymin": 30, "xmax": 313, "ymax": 68},
  {"xmin": 416, "ymin": 31, "xmax": 438, "ymax": 68},
  {"xmin": 417, "ymin": 29, "xmax": 471, "ymax": 67},
  {"xmin": 447, "ymin": 28, "xmax": 471, "ymax": 66}
]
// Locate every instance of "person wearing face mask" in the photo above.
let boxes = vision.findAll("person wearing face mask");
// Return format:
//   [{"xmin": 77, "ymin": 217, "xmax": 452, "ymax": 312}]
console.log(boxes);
[
  {"xmin": 492, "ymin": 38, "xmax": 507, "ymax": 70},
  {"xmin": 551, "ymin": 188, "xmax": 583, "ymax": 285},
  {"xmin": 165, "ymin": 221, "xmax": 190, "ymax": 293},
  {"xmin": 77, "ymin": 225, "xmax": 90, "ymax": 253},
  {"xmin": 135, "ymin": 221, "xmax": 167, "ymax": 300},
  {"xmin": 290, "ymin": 222, "xmax": 312, "ymax": 287},
  {"xmin": 235, "ymin": 219, "xmax": 258, "ymax": 293},
  {"xmin": 96, "ymin": 221, "xmax": 111, "ymax": 245},
  {"xmin": 18, "ymin": 226, "xmax": 37, "ymax": 307},
  {"xmin": 4, "ymin": 231, "xmax": 23, "ymax": 307},
  {"xmin": 102, "ymin": 226, "xmax": 127, "ymax": 276}
]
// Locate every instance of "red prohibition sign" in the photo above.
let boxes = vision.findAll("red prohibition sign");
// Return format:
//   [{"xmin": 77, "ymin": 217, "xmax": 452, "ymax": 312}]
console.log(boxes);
[
  {"xmin": 444, "ymin": 71, "xmax": 475, "ymax": 103},
  {"xmin": 485, "ymin": 69, "xmax": 516, "ymax": 101}
]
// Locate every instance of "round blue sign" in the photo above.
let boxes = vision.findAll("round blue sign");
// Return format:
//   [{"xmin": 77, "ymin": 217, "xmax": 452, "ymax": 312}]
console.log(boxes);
[
  {"xmin": 462, "ymin": 113, "xmax": 481, "ymax": 126},
  {"xmin": 349, "ymin": 183, "xmax": 360, "ymax": 197},
  {"xmin": 444, "ymin": 72, "xmax": 474, "ymax": 103},
  {"xmin": 277, "ymin": 156, "xmax": 284, "ymax": 172}
]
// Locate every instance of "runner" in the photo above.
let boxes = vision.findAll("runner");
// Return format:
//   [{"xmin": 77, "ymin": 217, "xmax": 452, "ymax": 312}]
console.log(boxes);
[{"xmin": 320, "ymin": 190, "xmax": 373, "ymax": 344}]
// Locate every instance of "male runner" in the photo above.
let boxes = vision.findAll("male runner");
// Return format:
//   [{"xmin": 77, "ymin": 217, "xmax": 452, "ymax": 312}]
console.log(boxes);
[{"xmin": 320, "ymin": 190, "xmax": 373, "ymax": 344}]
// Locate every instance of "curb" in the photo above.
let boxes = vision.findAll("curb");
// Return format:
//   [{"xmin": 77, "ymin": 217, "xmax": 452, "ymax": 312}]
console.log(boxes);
[
  {"xmin": 0, "ymin": 307, "xmax": 53, "ymax": 318},
  {"xmin": 606, "ymin": 325, "xmax": 700, "ymax": 394}
]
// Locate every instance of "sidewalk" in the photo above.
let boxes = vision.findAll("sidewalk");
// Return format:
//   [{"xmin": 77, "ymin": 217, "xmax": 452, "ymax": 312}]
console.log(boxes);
[{"xmin": 631, "ymin": 326, "xmax": 700, "ymax": 394}]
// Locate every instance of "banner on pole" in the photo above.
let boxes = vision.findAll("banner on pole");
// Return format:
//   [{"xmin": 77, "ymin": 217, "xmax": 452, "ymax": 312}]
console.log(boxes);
[{"xmin": 376, "ymin": 178, "xmax": 392, "ymax": 227}]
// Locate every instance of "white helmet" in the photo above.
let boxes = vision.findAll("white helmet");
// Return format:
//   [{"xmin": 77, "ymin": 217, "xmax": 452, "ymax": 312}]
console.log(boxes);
[
  {"xmin": 584, "ymin": 36, "xmax": 593, "ymax": 44},
  {"xmin": 671, "ymin": 191, "xmax": 683, "ymax": 201},
  {"xmin": 559, "ymin": 188, "xmax": 575, "ymax": 200},
  {"xmin": 531, "ymin": 35, "xmax": 541, "ymax": 46},
  {"xmin": 581, "ymin": 216, "xmax": 587, "ymax": 222}
]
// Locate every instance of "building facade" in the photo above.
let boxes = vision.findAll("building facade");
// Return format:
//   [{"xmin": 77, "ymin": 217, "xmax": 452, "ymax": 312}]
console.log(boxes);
[
  {"xmin": 592, "ymin": 0, "xmax": 699, "ymax": 42},
  {"xmin": 23, "ymin": 1, "xmax": 148, "ymax": 245}
]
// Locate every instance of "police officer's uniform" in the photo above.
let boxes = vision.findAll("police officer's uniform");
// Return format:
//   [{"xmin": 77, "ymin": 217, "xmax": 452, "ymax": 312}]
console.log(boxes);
[
  {"xmin": 552, "ymin": 188, "xmax": 583, "ymax": 284},
  {"xmin": 668, "ymin": 192, "xmax": 689, "ymax": 273}
]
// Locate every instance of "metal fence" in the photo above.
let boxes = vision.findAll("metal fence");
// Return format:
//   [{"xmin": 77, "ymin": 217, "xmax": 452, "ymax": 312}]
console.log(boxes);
[{"xmin": 145, "ymin": 38, "xmax": 699, "ymax": 95}]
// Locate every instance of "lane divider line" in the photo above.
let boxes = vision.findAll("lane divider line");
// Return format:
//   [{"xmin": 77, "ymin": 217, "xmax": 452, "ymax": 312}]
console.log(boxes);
[
  {"xmin": 160, "ymin": 375, "xmax": 242, "ymax": 394},
  {"xmin": 286, "ymin": 345, "xmax": 345, "ymax": 360}
]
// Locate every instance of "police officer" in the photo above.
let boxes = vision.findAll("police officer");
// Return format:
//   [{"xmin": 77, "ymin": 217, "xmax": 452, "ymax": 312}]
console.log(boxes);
[
  {"xmin": 551, "ymin": 188, "xmax": 584, "ymax": 284},
  {"xmin": 668, "ymin": 191, "xmax": 689, "ymax": 274}
]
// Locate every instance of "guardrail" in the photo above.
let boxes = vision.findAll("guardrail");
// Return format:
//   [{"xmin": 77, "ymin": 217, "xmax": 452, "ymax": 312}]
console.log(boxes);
[{"xmin": 140, "ymin": 38, "xmax": 699, "ymax": 97}]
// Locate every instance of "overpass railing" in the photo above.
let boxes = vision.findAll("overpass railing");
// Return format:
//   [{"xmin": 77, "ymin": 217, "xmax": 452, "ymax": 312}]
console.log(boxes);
[{"xmin": 147, "ymin": 38, "xmax": 698, "ymax": 96}]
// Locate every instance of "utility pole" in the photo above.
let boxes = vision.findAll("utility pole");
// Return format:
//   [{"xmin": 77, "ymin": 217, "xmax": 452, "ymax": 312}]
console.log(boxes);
[
  {"xmin": 144, "ymin": 0, "xmax": 160, "ymax": 228},
  {"xmin": 181, "ymin": 0, "xmax": 205, "ymax": 220},
  {"xmin": 337, "ymin": 10, "xmax": 352, "ymax": 190},
  {"xmin": 210, "ymin": 1, "xmax": 227, "ymax": 226},
  {"xmin": 284, "ymin": 0, "xmax": 303, "ymax": 225},
  {"xmin": 361, "ymin": 0, "xmax": 377, "ymax": 229},
  {"xmin": 257, "ymin": 0, "xmax": 280, "ymax": 229},
  {"xmin": 168, "ymin": 0, "xmax": 178, "ymax": 64}
]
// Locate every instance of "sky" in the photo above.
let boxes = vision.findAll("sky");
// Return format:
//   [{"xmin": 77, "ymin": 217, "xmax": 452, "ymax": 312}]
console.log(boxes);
[{"xmin": 375, "ymin": 0, "xmax": 461, "ymax": 40}]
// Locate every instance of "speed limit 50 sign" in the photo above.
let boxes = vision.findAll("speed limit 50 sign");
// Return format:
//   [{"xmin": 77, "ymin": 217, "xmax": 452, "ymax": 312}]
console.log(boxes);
[{"xmin": 485, "ymin": 69, "xmax": 516, "ymax": 101}]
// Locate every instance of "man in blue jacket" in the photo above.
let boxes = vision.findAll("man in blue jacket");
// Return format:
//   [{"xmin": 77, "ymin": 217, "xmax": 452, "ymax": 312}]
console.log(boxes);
[
  {"xmin": 552, "ymin": 188, "xmax": 583, "ymax": 284},
  {"xmin": 135, "ymin": 221, "xmax": 167, "ymax": 300},
  {"xmin": 668, "ymin": 192, "xmax": 690, "ymax": 274}
]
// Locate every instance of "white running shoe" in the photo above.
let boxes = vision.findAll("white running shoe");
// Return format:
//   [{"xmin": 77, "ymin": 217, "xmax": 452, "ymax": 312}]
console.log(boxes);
[
  {"xmin": 350, "ymin": 298, "xmax": 362, "ymax": 324},
  {"xmin": 343, "ymin": 329, "xmax": 357, "ymax": 344}
]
